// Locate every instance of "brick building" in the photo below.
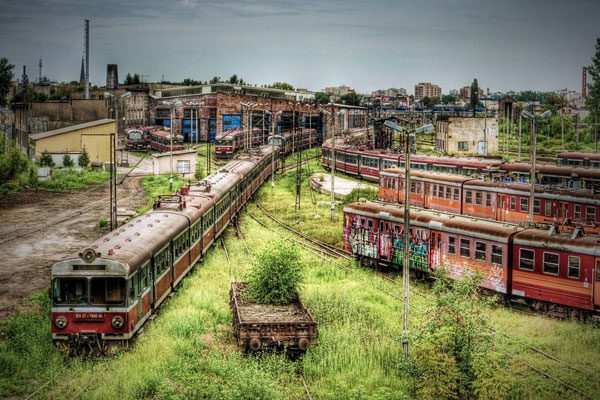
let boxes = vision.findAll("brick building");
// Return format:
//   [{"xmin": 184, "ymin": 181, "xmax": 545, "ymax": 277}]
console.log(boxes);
[
  {"xmin": 414, "ymin": 82, "xmax": 441, "ymax": 100},
  {"xmin": 459, "ymin": 85, "xmax": 484, "ymax": 100},
  {"xmin": 435, "ymin": 117, "xmax": 498, "ymax": 155}
]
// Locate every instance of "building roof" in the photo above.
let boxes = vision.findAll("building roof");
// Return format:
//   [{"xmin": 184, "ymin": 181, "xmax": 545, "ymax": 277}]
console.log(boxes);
[
  {"xmin": 29, "ymin": 119, "xmax": 115, "ymax": 140},
  {"xmin": 153, "ymin": 148, "xmax": 197, "ymax": 158}
]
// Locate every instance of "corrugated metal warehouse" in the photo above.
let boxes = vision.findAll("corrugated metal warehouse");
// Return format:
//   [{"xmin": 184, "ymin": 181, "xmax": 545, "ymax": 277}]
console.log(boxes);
[{"xmin": 29, "ymin": 119, "xmax": 115, "ymax": 163}]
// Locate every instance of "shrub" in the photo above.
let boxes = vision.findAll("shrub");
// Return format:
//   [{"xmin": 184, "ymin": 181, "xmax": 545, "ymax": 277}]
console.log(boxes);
[
  {"xmin": 195, "ymin": 162, "xmax": 205, "ymax": 180},
  {"xmin": 245, "ymin": 240, "xmax": 304, "ymax": 305},
  {"xmin": 78, "ymin": 148, "xmax": 90, "ymax": 169},
  {"xmin": 343, "ymin": 187, "xmax": 379, "ymax": 205},
  {"xmin": 39, "ymin": 151, "xmax": 55, "ymax": 167},
  {"xmin": 62, "ymin": 153, "xmax": 74, "ymax": 168},
  {"xmin": 98, "ymin": 218, "xmax": 107, "ymax": 228}
]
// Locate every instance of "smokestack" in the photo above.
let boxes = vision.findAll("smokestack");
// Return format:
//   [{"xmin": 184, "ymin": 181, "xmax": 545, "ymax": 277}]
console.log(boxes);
[
  {"xmin": 582, "ymin": 67, "xmax": 587, "ymax": 99},
  {"xmin": 106, "ymin": 64, "xmax": 119, "ymax": 89},
  {"xmin": 38, "ymin": 58, "xmax": 42, "ymax": 83},
  {"xmin": 84, "ymin": 19, "xmax": 90, "ymax": 100}
]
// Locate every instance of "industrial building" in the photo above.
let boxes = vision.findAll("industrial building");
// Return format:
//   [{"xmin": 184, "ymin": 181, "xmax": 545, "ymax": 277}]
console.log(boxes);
[
  {"xmin": 435, "ymin": 117, "xmax": 498, "ymax": 155},
  {"xmin": 28, "ymin": 119, "xmax": 115, "ymax": 163}
]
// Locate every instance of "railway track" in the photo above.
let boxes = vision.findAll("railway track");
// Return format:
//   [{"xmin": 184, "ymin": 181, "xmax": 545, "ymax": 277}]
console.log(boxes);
[
  {"xmin": 251, "ymin": 201, "xmax": 600, "ymax": 400},
  {"xmin": 281, "ymin": 155, "xmax": 320, "ymax": 173}
]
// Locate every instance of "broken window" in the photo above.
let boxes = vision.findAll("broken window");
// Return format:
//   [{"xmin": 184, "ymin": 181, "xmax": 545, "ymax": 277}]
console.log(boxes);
[
  {"xmin": 91, "ymin": 278, "xmax": 126, "ymax": 305},
  {"xmin": 53, "ymin": 278, "xmax": 88, "ymax": 305}
]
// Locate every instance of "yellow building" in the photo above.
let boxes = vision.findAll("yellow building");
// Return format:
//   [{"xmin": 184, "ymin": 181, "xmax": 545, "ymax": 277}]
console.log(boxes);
[{"xmin": 29, "ymin": 119, "xmax": 115, "ymax": 163}]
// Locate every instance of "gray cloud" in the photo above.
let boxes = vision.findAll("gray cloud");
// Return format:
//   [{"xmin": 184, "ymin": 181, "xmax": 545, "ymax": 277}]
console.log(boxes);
[{"xmin": 1, "ymin": 0, "xmax": 599, "ymax": 93}]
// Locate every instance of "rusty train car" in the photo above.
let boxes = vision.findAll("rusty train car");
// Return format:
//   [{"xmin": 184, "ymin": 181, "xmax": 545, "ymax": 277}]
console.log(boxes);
[
  {"xmin": 50, "ymin": 145, "xmax": 279, "ymax": 354},
  {"xmin": 321, "ymin": 140, "xmax": 600, "ymax": 189},
  {"xmin": 557, "ymin": 151, "xmax": 600, "ymax": 168},
  {"xmin": 214, "ymin": 128, "xmax": 264, "ymax": 159},
  {"xmin": 379, "ymin": 167, "xmax": 600, "ymax": 234},
  {"xmin": 148, "ymin": 129, "xmax": 185, "ymax": 153},
  {"xmin": 268, "ymin": 128, "xmax": 318, "ymax": 154},
  {"xmin": 344, "ymin": 200, "xmax": 600, "ymax": 319}
]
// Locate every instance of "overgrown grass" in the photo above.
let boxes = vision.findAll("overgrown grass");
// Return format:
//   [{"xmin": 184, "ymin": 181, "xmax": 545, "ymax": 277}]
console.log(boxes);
[
  {"xmin": 1, "ymin": 150, "xmax": 600, "ymax": 399},
  {"xmin": 36, "ymin": 169, "xmax": 111, "ymax": 192},
  {"xmin": 136, "ymin": 174, "xmax": 187, "ymax": 214}
]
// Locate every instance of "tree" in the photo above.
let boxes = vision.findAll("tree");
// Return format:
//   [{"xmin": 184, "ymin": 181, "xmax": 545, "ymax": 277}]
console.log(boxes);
[
  {"xmin": 421, "ymin": 96, "xmax": 438, "ymax": 108},
  {"xmin": 545, "ymin": 93, "xmax": 567, "ymax": 112},
  {"xmin": 39, "ymin": 151, "xmax": 55, "ymax": 167},
  {"xmin": 0, "ymin": 57, "xmax": 15, "ymax": 106},
  {"xmin": 78, "ymin": 148, "xmax": 90, "ymax": 168},
  {"xmin": 470, "ymin": 78, "xmax": 480, "ymax": 116},
  {"xmin": 586, "ymin": 38, "xmax": 600, "ymax": 130},
  {"xmin": 314, "ymin": 92, "xmax": 330, "ymax": 104},
  {"xmin": 124, "ymin": 73, "xmax": 133, "ymax": 85},
  {"xmin": 442, "ymin": 94, "xmax": 458, "ymax": 105},
  {"xmin": 270, "ymin": 82, "xmax": 294, "ymax": 90},
  {"xmin": 209, "ymin": 76, "xmax": 221, "ymax": 84},
  {"xmin": 132, "ymin": 73, "xmax": 141, "ymax": 84},
  {"xmin": 228, "ymin": 74, "xmax": 239, "ymax": 84},
  {"xmin": 183, "ymin": 78, "xmax": 202, "ymax": 86},
  {"xmin": 340, "ymin": 92, "xmax": 361, "ymax": 106},
  {"xmin": 62, "ymin": 153, "xmax": 74, "ymax": 168}
]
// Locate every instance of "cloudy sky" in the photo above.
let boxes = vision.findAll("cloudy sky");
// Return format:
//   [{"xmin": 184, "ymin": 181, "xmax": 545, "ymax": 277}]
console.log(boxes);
[{"xmin": 1, "ymin": 0, "xmax": 599, "ymax": 94}]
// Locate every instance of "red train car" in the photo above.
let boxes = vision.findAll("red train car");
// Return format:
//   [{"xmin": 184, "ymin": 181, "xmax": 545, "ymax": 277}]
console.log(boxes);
[
  {"xmin": 149, "ymin": 129, "xmax": 185, "ymax": 153},
  {"xmin": 322, "ymin": 140, "xmax": 600, "ymax": 188},
  {"xmin": 269, "ymin": 128, "xmax": 318, "ymax": 154},
  {"xmin": 215, "ymin": 128, "xmax": 264, "ymax": 159},
  {"xmin": 343, "ymin": 200, "xmax": 600, "ymax": 319},
  {"xmin": 379, "ymin": 167, "xmax": 600, "ymax": 234}
]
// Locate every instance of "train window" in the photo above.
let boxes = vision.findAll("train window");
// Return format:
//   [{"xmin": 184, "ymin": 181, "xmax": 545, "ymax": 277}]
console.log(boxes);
[
  {"xmin": 520, "ymin": 198, "xmax": 528, "ymax": 213},
  {"xmin": 465, "ymin": 191, "xmax": 472, "ymax": 204},
  {"xmin": 491, "ymin": 245, "xmax": 503, "ymax": 265},
  {"xmin": 52, "ymin": 278, "xmax": 88, "ymax": 305},
  {"xmin": 91, "ymin": 277, "xmax": 126, "ymax": 305},
  {"xmin": 519, "ymin": 249, "xmax": 535, "ymax": 271},
  {"xmin": 586, "ymin": 206, "xmax": 596, "ymax": 222},
  {"xmin": 446, "ymin": 187, "xmax": 451, "ymax": 199},
  {"xmin": 368, "ymin": 220, "xmax": 373, "ymax": 229},
  {"xmin": 510, "ymin": 197, "xmax": 516, "ymax": 210},
  {"xmin": 360, "ymin": 218, "xmax": 366, "ymax": 227},
  {"xmin": 432, "ymin": 184, "xmax": 437, "ymax": 197},
  {"xmin": 460, "ymin": 238, "xmax": 471, "ymax": 258},
  {"xmin": 543, "ymin": 252, "xmax": 559, "ymax": 275},
  {"xmin": 475, "ymin": 192, "xmax": 482, "ymax": 205},
  {"xmin": 454, "ymin": 188, "xmax": 459, "ymax": 201},
  {"xmin": 545, "ymin": 202, "xmax": 552, "ymax": 217},
  {"xmin": 568, "ymin": 256, "xmax": 580, "ymax": 279},
  {"xmin": 534, "ymin": 200, "xmax": 541, "ymax": 214},
  {"xmin": 410, "ymin": 181, "xmax": 416, "ymax": 193},
  {"xmin": 485, "ymin": 193, "xmax": 491, "ymax": 207},
  {"xmin": 575, "ymin": 204, "xmax": 581, "ymax": 219},
  {"xmin": 475, "ymin": 242, "xmax": 486, "ymax": 261},
  {"xmin": 448, "ymin": 236, "xmax": 456, "ymax": 254}
]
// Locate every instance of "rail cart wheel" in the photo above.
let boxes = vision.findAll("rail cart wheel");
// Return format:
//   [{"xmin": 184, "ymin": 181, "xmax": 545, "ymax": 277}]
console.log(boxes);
[
  {"xmin": 298, "ymin": 338, "xmax": 310, "ymax": 351},
  {"xmin": 249, "ymin": 338, "xmax": 261, "ymax": 351}
]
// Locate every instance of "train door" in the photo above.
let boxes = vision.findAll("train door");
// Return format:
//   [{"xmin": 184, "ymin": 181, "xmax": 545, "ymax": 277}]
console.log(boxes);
[
  {"xmin": 430, "ymin": 231, "xmax": 442, "ymax": 267},
  {"xmin": 137, "ymin": 272, "xmax": 143, "ymax": 322},
  {"xmin": 169, "ymin": 242, "xmax": 175, "ymax": 288},
  {"xmin": 558, "ymin": 201, "xmax": 569, "ymax": 221},
  {"xmin": 595, "ymin": 259, "xmax": 600, "ymax": 307},
  {"xmin": 423, "ymin": 183, "xmax": 430, "ymax": 209},
  {"xmin": 496, "ymin": 194, "xmax": 505, "ymax": 221},
  {"xmin": 150, "ymin": 259, "xmax": 156, "ymax": 309}
]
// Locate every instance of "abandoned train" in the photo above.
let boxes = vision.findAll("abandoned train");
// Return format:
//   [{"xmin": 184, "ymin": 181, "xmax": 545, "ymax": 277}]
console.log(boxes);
[{"xmin": 344, "ymin": 200, "xmax": 600, "ymax": 319}]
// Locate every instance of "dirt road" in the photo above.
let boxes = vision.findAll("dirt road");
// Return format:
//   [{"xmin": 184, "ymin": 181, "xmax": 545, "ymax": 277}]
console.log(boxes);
[{"xmin": 0, "ymin": 175, "xmax": 147, "ymax": 321}]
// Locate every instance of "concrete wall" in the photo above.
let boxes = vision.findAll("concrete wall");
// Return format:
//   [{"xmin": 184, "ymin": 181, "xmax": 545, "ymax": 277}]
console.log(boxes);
[
  {"xmin": 27, "ymin": 100, "xmax": 110, "ymax": 130},
  {"xmin": 436, "ymin": 117, "xmax": 498, "ymax": 155}
]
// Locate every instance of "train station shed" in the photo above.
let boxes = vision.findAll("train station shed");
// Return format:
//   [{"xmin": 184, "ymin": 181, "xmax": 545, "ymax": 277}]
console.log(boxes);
[{"xmin": 29, "ymin": 119, "xmax": 115, "ymax": 163}]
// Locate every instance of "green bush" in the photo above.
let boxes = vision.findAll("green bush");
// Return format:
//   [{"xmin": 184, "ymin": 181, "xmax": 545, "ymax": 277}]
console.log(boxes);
[
  {"xmin": 98, "ymin": 217, "xmax": 107, "ymax": 228},
  {"xmin": 39, "ymin": 151, "xmax": 55, "ymax": 167},
  {"xmin": 245, "ymin": 240, "xmax": 304, "ymax": 305},
  {"xmin": 195, "ymin": 162, "xmax": 205, "ymax": 180},
  {"xmin": 78, "ymin": 148, "xmax": 90, "ymax": 169},
  {"xmin": 62, "ymin": 153, "xmax": 74, "ymax": 168},
  {"xmin": 343, "ymin": 187, "xmax": 379, "ymax": 205}
]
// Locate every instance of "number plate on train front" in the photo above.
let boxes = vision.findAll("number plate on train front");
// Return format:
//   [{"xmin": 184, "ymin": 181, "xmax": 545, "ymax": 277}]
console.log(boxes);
[{"xmin": 74, "ymin": 313, "xmax": 105, "ymax": 321}]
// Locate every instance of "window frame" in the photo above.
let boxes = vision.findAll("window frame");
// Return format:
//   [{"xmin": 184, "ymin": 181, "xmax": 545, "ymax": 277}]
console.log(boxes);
[
  {"xmin": 447, "ymin": 236, "xmax": 456, "ymax": 255},
  {"xmin": 568, "ymin": 256, "xmax": 580, "ymax": 279},
  {"xmin": 491, "ymin": 244, "xmax": 503, "ymax": 265},
  {"xmin": 542, "ymin": 252, "xmax": 560, "ymax": 276},
  {"xmin": 519, "ymin": 248, "xmax": 535, "ymax": 271},
  {"xmin": 460, "ymin": 238, "xmax": 471, "ymax": 258},
  {"xmin": 475, "ymin": 241, "xmax": 486, "ymax": 262}
]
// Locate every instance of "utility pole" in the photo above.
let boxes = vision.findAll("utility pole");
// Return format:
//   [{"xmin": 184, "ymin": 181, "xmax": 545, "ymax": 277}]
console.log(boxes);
[
  {"xmin": 518, "ymin": 113, "xmax": 522, "ymax": 161},
  {"xmin": 109, "ymin": 133, "xmax": 114, "ymax": 230}
]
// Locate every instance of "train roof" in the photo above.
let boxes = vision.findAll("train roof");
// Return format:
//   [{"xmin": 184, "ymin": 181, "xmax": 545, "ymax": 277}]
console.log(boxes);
[
  {"xmin": 500, "ymin": 163, "xmax": 600, "ymax": 179},
  {"xmin": 556, "ymin": 151, "xmax": 600, "ymax": 161},
  {"xmin": 513, "ymin": 229, "xmax": 600, "ymax": 256},
  {"xmin": 344, "ymin": 201, "xmax": 522, "ymax": 243},
  {"xmin": 380, "ymin": 167, "xmax": 470, "ymax": 184},
  {"xmin": 52, "ymin": 210, "xmax": 190, "ymax": 277},
  {"xmin": 215, "ymin": 128, "xmax": 262, "ymax": 140}
]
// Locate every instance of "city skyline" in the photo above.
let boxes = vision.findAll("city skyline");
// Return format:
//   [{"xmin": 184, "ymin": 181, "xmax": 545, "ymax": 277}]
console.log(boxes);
[{"xmin": 1, "ymin": 0, "xmax": 599, "ymax": 94}]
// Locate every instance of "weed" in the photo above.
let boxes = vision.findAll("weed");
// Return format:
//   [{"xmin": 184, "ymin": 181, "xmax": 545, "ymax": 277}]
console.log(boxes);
[{"xmin": 98, "ymin": 217, "xmax": 107, "ymax": 228}]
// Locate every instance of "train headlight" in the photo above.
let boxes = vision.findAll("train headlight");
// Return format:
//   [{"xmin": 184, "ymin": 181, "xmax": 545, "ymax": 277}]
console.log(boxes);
[
  {"xmin": 54, "ymin": 316, "xmax": 67, "ymax": 329},
  {"xmin": 111, "ymin": 315, "xmax": 124, "ymax": 329}
]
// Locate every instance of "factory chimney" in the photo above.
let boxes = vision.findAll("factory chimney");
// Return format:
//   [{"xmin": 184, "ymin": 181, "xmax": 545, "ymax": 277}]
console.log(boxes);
[
  {"xmin": 38, "ymin": 58, "xmax": 42, "ymax": 83},
  {"xmin": 106, "ymin": 64, "xmax": 119, "ymax": 89},
  {"xmin": 84, "ymin": 19, "xmax": 90, "ymax": 99}
]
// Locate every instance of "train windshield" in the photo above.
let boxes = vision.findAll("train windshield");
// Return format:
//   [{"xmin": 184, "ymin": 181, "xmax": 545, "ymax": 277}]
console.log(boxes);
[
  {"xmin": 91, "ymin": 278, "xmax": 126, "ymax": 305},
  {"xmin": 127, "ymin": 130, "xmax": 143, "ymax": 141},
  {"xmin": 52, "ymin": 278, "xmax": 88, "ymax": 305}
]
